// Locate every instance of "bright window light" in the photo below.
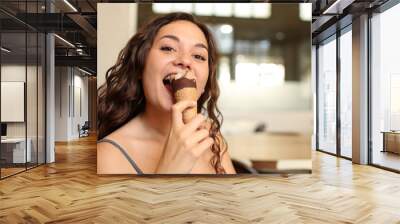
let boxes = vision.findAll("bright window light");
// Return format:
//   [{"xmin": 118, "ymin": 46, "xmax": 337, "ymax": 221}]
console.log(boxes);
[
  {"xmin": 153, "ymin": 3, "xmax": 272, "ymax": 19},
  {"xmin": 152, "ymin": 3, "xmax": 173, "ymax": 14},
  {"xmin": 218, "ymin": 57, "xmax": 231, "ymax": 85},
  {"xmin": 220, "ymin": 24, "xmax": 233, "ymax": 34},
  {"xmin": 391, "ymin": 74, "xmax": 400, "ymax": 114},
  {"xmin": 235, "ymin": 62, "xmax": 285, "ymax": 87},
  {"xmin": 259, "ymin": 40, "xmax": 270, "ymax": 51},
  {"xmin": 214, "ymin": 3, "xmax": 233, "ymax": 17},
  {"xmin": 259, "ymin": 63, "xmax": 285, "ymax": 86},
  {"xmin": 173, "ymin": 3, "xmax": 193, "ymax": 13},
  {"xmin": 194, "ymin": 3, "xmax": 213, "ymax": 16},
  {"xmin": 234, "ymin": 3, "xmax": 252, "ymax": 18},
  {"xmin": 253, "ymin": 4, "xmax": 271, "ymax": 19},
  {"xmin": 235, "ymin": 63, "xmax": 260, "ymax": 86},
  {"xmin": 299, "ymin": 3, "xmax": 312, "ymax": 21}
]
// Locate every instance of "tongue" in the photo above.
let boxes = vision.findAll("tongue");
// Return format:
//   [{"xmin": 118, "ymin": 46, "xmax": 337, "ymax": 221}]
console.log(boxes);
[{"xmin": 164, "ymin": 82, "xmax": 172, "ymax": 93}]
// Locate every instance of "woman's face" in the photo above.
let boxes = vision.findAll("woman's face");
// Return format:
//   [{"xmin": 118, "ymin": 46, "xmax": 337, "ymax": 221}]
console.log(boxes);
[{"xmin": 142, "ymin": 20, "xmax": 210, "ymax": 112}]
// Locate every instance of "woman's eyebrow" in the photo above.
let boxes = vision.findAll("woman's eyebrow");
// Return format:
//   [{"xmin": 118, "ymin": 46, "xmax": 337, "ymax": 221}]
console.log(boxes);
[
  {"xmin": 160, "ymin": 34, "xmax": 180, "ymax": 42},
  {"xmin": 159, "ymin": 34, "xmax": 208, "ymax": 51},
  {"xmin": 195, "ymin": 43, "xmax": 208, "ymax": 51}
]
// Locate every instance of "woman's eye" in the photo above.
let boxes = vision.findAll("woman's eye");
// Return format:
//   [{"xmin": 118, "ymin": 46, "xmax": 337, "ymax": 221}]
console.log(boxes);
[
  {"xmin": 160, "ymin": 46, "xmax": 175, "ymax": 52},
  {"xmin": 194, "ymin": 54, "xmax": 206, "ymax": 61}
]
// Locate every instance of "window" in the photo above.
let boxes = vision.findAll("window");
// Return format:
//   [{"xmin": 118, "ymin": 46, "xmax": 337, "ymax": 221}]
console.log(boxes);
[
  {"xmin": 152, "ymin": 3, "xmax": 271, "ymax": 19},
  {"xmin": 317, "ymin": 36, "xmax": 337, "ymax": 154},
  {"xmin": 299, "ymin": 3, "xmax": 312, "ymax": 21},
  {"xmin": 371, "ymin": 3, "xmax": 400, "ymax": 171},
  {"xmin": 0, "ymin": 1, "xmax": 46, "ymax": 179},
  {"xmin": 339, "ymin": 28, "xmax": 352, "ymax": 158}
]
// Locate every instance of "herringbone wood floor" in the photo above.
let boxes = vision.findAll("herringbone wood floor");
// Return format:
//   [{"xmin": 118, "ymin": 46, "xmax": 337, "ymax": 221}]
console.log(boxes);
[{"xmin": 1, "ymin": 135, "xmax": 400, "ymax": 223}]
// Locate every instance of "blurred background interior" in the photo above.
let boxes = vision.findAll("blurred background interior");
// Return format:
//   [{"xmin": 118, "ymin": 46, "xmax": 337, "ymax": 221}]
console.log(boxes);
[
  {"xmin": 140, "ymin": 3, "xmax": 313, "ymax": 173},
  {"xmin": 0, "ymin": 1, "xmax": 312, "ymax": 177}
]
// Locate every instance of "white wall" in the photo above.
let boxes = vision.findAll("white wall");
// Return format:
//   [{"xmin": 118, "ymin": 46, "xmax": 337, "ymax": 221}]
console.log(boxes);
[
  {"xmin": 1, "ymin": 65, "xmax": 26, "ymax": 140},
  {"xmin": 1, "ymin": 65, "xmax": 26, "ymax": 82},
  {"xmin": 71, "ymin": 73, "xmax": 89, "ymax": 138},
  {"xmin": 1, "ymin": 65, "xmax": 34, "ymax": 138},
  {"xmin": 97, "ymin": 3, "xmax": 137, "ymax": 87},
  {"xmin": 55, "ymin": 67, "xmax": 69, "ymax": 141},
  {"xmin": 55, "ymin": 67, "xmax": 89, "ymax": 141}
]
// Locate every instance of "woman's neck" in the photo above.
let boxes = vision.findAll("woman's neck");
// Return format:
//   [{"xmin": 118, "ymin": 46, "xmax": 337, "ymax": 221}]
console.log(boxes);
[{"xmin": 139, "ymin": 105, "xmax": 171, "ymax": 141}]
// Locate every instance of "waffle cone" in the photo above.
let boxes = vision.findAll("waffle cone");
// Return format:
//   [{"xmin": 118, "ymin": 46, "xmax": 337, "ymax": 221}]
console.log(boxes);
[{"xmin": 174, "ymin": 87, "xmax": 197, "ymax": 124}]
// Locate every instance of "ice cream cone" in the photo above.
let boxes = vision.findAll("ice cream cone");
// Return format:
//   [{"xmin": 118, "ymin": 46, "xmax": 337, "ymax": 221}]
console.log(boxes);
[{"xmin": 171, "ymin": 69, "xmax": 197, "ymax": 124}]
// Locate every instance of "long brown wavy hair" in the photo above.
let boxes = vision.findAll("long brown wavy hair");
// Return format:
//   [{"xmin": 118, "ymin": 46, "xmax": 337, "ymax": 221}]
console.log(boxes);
[{"xmin": 98, "ymin": 12, "xmax": 227, "ymax": 174}]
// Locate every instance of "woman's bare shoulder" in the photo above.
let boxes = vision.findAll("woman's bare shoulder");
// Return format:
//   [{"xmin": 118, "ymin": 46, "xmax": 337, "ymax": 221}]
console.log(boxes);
[
  {"xmin": 97, "ymin": 138, "xmax": 139, "ymax": 174},
  {"xmin": 97, "ymin": 116, "xmax": 162, "ymax": 174},
  {"xmin": 97, "ymin": 118, "xmax": 142, "ymax": 174}
]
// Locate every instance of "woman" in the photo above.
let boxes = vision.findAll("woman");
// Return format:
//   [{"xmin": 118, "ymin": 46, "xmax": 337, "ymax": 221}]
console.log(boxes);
[{"xmin": 97, "ymin": 12, "xmax": 236, "ymax": 174}]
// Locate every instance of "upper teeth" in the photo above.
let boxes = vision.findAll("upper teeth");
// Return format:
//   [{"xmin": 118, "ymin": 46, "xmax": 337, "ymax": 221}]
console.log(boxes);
[{"xmin": 164, "ymin": 73, "xmax": 176, "ymax": 81}]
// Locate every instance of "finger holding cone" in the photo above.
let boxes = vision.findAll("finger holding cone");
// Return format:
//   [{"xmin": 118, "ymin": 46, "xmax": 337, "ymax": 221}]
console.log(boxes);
[{"xmin": 171, "ymin": 69, "xmax": 198, "ymax": 124}]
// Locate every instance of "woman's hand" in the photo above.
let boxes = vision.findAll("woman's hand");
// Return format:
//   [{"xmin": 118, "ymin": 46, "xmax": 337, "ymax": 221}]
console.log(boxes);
[{"xmin": 155, "ymin": 100, "xmax": 214, "ymax": 174}]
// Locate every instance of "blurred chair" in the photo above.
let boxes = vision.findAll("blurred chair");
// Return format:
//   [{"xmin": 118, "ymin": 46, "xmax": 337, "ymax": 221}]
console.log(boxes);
[
  {"xmin": 254, "ymin": 122, "xmax": 267, "ymax": 133},
  {"xmin": 78, "ymin": 121, "xmax": 90, "ymax": 138},
  {"xmin": 232, "ymin": 159, "xmax": 259, "ymax": 174}
]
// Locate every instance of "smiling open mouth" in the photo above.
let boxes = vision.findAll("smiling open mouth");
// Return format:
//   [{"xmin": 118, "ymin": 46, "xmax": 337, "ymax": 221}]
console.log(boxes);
[{"xmin": 162, "ymin": 74, "xmax": 175, "ymax": 93}]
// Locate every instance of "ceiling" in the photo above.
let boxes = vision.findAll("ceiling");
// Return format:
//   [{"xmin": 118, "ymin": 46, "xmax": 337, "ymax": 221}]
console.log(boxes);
[
  {"xmin": 0, "ymin": 0, "xmax": 391, "ymax": 74},
  {"xmin": 1, "ymin": 0, "xmax": 98, "ymax": 73},
  {"xmin": 310, "ymin": 0, "xmax": 390, "ymax": 43}
]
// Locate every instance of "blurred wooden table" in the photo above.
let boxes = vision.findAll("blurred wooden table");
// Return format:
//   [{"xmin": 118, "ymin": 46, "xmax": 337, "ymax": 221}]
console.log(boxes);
[
  {"xmin": 225, "ymin": 132, "xmax": 312, "ymax": 173},
  {"xmin": 381, "ymin": 131, "xmax": 400, "ymax": 154}
]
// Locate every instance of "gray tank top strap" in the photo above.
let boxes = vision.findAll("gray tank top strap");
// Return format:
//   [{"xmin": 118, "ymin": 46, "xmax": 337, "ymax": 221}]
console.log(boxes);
[{"xmin": 97, "ymin": 138, "xmax": 144, "ymax": 174}]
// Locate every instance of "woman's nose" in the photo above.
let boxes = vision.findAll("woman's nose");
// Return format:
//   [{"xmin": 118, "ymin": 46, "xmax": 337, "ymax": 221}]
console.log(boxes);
[{"xmin": 173, "ymin": 53, "xmax": 192, "ymax": 70}]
